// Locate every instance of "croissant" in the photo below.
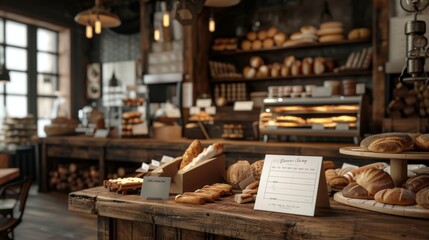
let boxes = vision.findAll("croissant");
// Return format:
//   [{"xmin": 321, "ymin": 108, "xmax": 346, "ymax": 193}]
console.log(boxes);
[
  {"xmin": 374, "ymin": 188, "xmax": 416, "ymax": 205},
  {"xmin": 355, "ymin": 168, "xmax": 394, "ymax": 195}
]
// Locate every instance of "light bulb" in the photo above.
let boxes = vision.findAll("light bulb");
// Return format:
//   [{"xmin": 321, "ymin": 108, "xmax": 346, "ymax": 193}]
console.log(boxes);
[
  {"xmin": 154, "ymin": 28, "xmax": 160, "ymax": 41},
  {"xmin": 86, "ymin": 25, "xmax": 93, "ymax": 39},
  {"xmin": 163, "ymin": 11, "xmax": 170, "ymax": 27},
  {"xmin": 209, "ymin": 16, "xmax": 215, "ymax": 32},
  {"xmin": 95, "ymin": 18, "xmax": 102, "ymax": 34}
]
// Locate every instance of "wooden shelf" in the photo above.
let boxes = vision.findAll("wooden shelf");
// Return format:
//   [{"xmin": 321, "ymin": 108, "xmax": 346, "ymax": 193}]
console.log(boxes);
[
  {"xmin": 210, "ymin": 70, "xmax": 372, "ymax": 83},
  {"xmin": 212, "ymin": 39, "xmax": 371, "ymax": 56},
  {"xmin": 260, "ymin": 128, "xmax": 359, "ymax": 137}
]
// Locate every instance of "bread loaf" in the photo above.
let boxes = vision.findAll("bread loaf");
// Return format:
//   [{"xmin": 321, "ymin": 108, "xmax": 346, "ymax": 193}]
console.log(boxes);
[
  {"xmin": 342, "ymin": 182, "xmax": 374, "ymax": 199},
  {"xmin": 241, "ymin": 40, "xmax": 252, "ymax": 51},
  {"xmin": 257, "ymin": 30, "xmax": 267, "ymax": 40},
  {"xmin": 226, "ymin": 160, "xmax": 253, "ymax": 189},
  {"xmin": 243, "ymin": 66, "xmax": 256, "ymax": 79},
  {"xmin": 343, "ymin": 162, "xmax": 388, "ymax": 182},
  {"xmin": 183, "ymin": 192, "xmax": 214, "ymax": 203},
  {"xmin": 274, "ymin": 32, "xmax": 287, "ymax": 46},
  {"xmin": 251, "ymin": 40, "xmax": 262, "ymax": 50},
  {"xmin": 250, "ymin": 56, "xmax": 264, "ymax": 68},
  {"xmin": 263, "ymin": 38, "xmax": 274, "ymax": 48},
  {"xmin": 175, "ymin": 194, "xmax": 205, "ymax": 205},
  {"xmin": 405, "ymin": 174, "xmax": 429, "ymax": 193},
  {"xmin": 250, "ymin": 160, "xmax": 264, "ymax": 180},
  {"xmin": 415, "ymin": 134, "xmax": 429, "ymax": 151},
  {"xmin": 374, "ymin": 188, "xmax": 416, "ymax": 205},
  {"xmin": 234, "ymin": 193, "xmax": 254, "ymax": 204},
  {"xmin": 328, "ymin": 176, "xmax": 349, "ymax": 189},
  {"xmin": 256, "ymin": 65, "xmax": 269, "ymax": 78},
  {"xmin": 280, "ymin": 65, "xmax": 290, "ymax": 77},
  {"xmin": 325, "ymin": 169, "xmax": 338, "ymax": 182},
  {"xmin": 267, "ymin": 27, "xmax": 278, "ymax": 38},
  {"xmin": 360, "ymin": 132, "xmax": 413, "ymax": 148},
  {"xmin": 368, "ymin": 136, "xmax": 414, "ymax": 153},
  {"xmin": 416, "ymin": 187, "xmax": 429, "ymax": 208},
  {"xmin": 283, "ymin": 56, "xmax": 296, "ymax": 67},
  {"xmin": 179, "ymin": 140, "xmax": 203, "ymax": 169},
  {"xmin": 356, "ymin": 168, "xmax": 394, "ymax": 195},
  {"xmin": 246, "ymin": 32, "xmax": 257, "ymax": 41}
]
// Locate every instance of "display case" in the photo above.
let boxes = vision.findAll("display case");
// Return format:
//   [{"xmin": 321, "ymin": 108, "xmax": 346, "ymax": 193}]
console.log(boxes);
[{"xmin": 259, "ymin": 96, "xmax": 367, "ymax": 143}]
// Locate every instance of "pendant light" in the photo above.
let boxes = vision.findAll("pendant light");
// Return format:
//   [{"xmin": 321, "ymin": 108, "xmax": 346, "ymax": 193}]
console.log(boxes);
[
  {"xmin": 209, "ymin": 12, "xmax": 215, "ymax": 32},
  {"xmin": 75, "ymin": 0, "xmax": 121, "ymax": 38},
  {"xmin": 162, "ymin": 1, "xmax": 170, "ymax": 27}
]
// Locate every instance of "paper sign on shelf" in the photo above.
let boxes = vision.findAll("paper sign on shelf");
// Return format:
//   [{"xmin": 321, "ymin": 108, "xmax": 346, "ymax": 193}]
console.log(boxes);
[
  {"xmin": 196, "ymin": 99, "xmax": 212, "ymax": 108},
  {"xmin": 205, "ymin": 106, "xmax": 216, "ymax": 115},
  {"xmin": 160, "ymin": 156, "xmax": 174, "ymax": 163},
  {"xmin": 254, "ymin": 155, "xmax": 329, "ymax": 217},
  {"xmin": 190, "ymin": 107, "xmax": 201, "ymax": 116},
  {"xmin": 141, "ymin": 176, "xmax": 171, "ymax": 200},
  {"xmin": 136, "ymin": 162, "xmax": 150, "ymax": 173},
  {"xmin": 151, "ymin": 160, "xmax": 161, "ymax": 167},
  {"xmin": 233, "ymin": 101, "xmax": 254, "ymax": 111},
  {"xmin": 93, "ymin": 129, "xmax": 109, "ymax": 138}
]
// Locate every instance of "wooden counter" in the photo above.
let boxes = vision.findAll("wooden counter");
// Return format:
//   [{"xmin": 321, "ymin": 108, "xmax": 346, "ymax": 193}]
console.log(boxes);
[
  {"xmin": 69, "ymin": 187, "xmax": 429, "ymax": 240},
  {"xmin": 39, "ymin": 136, "xmax": 363, "ymax": 192}
]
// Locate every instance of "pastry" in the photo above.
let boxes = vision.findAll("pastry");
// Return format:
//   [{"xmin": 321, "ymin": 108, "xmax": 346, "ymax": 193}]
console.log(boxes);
[
  {"xmin": 175, "ymin": 194, "xmax": 205, "ymax": 205},
  {"xmin": 355, "ymin": 168, "xmax": 394, "ymax": 195},
  {"xmin": 404, "ymin": 174, "xmax": 429, "ymax": 193},
  {"xmin": 234, "ymin": 193, "xmax": 254, "ymax": 204},
  {"xmin": 415, "ymin": 134, "xmax": 429, "ymax": 151},
  {"xmin": 195, "ymin": 189, "xmax": 221, "ymax": 200},
  {"xmin": 183, "ymin": 192, "xmax": 215, "ymax": 203},
  {"xmin": 342, "ymin": 182, "xmax": 374, "ymax": 199},
  {"xmin": 245, "ymin": 180, "xmax": 259, "ymax": 190},
  {"xmin": 374, "ymin": 188, "xmax": 416, "ymax": 205},
  {"xmin": 211, "ymin": 183, "xmax": 233, "ymax": 194},
  {"xmin": 416, "ymin": 187, "xmax": 429, "ymax": 208},
  {"xmin": 226, "ymin": 160, "xmax": 253, "ymax": 189},
  {"xmin": 250, "ymin": 160, "xmax": 264, "ymax": 180},
  {"xmin": 179, "ymin": 140, "xmax": 203, "ymax": 170}
]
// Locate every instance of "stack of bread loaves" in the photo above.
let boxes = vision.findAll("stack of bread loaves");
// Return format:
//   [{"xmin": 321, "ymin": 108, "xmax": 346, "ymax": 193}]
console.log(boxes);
[
  {"xmin": 317, "ymin": 21, "xmax": 345, "ymax": 43},
  {"xmin": 285, "ymin": 25, "xmax": 318, "ymax": 46},
  {"xmin": 241, "ymin": 27, "xmax": 287, "ymax": 51}
]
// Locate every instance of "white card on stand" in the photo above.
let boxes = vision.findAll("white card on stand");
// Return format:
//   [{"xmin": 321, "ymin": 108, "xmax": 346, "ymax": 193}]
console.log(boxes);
[{"xmin": 254, "ymin": 155, "xmax": 329, "ymax": 217}]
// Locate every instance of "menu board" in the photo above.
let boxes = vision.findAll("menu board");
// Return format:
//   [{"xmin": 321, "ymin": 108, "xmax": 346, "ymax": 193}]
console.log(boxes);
[{"xmin": 254, "ymin": 155, "xmax": 328, "ymax": 217}]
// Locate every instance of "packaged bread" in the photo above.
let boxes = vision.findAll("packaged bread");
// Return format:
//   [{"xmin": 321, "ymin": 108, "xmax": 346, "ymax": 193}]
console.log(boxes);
[
  {"xmin": 273, "ymin": 32, "xmax": 287, "ymax": 46},
  {"xmin": 250, "ymin": 160, "xmax": 264, "ymax": 180},
  {"xmin": 179, "ymin": 140, "xmax": 203, "ymax": 170},
  {"xmin": 257, "ymin": 30, "xmax": 267, "ymax": 40},
  {"xmin": 356, "ymin": 168, "xmax": 394, "ymax": 195},
  {"xmin": 374, "ymin": 188, "xmax": 416, "ymax": 205},
  {"xmin": 342, "ymin": 182, "xmax": 374, "ymax": 199},
  {"xmin": 226, "ymin": 160, "xmax": 253, "ymax": 189},
  {"xmin": 404, "ymin": 174, "xmax": 429, "ymax": 193},
  {"xmin": 415, "ymin": 134, "xmax": 429, "ymax": 151},
  {"xmin": 250, "ymin": 56, "xmax": 264, "ymax": 68},
  {"xmin": 416, "ymin": 187, "xmax": 429, "ymax": 208}
]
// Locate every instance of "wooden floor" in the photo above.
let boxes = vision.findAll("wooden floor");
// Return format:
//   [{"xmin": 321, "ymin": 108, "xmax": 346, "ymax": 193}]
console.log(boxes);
[{"xmin": 14, "ymin": 185, "xmax": 97, "ymax": 240}]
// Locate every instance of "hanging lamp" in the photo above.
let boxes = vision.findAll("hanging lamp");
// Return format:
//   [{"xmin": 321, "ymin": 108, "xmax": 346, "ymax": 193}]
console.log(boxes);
[{"xmin": 75, "ymin": 0, "xmax": 121, "ymax": 38}]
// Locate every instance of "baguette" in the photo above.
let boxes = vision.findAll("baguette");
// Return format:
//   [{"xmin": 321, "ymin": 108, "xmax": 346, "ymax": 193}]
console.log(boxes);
[
  {"xmin": 374, "ymin": 188, "xmax": 416, "ymax": 205},
  {"xmin": 404, "ymin": 174, "xmax": 429, "ymax": 193},
  {"xmin": 183, "ymin": 192, "xmax": 215, "ymax": 203},
  {"xmin": 175, "ymin": 194, "xmax": 205, "ymax": 205},
  {"xmin": 179, "ymin": 140, "xmax": 203, "ymax": 170},
  {"xmin": 342, "ymin": 182, "xmax": 373, "ymax": 199},
  {"xmin": 195, "ymin": 189, "xmax": 221, "ymax": 200},
  {"xmin": 416, "ymin": 187, "xmax": 429, "ymax": 209},
  {"xmin": 211, "ymin": 183, "xmax": 233, "ymax": 194},
  {"xmin": 356, "ymin": 169, "xmax": 394, "ymax": 195}
]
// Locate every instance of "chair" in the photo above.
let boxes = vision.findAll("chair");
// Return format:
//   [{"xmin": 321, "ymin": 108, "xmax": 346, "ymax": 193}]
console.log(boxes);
[{"xmin": 0, "ymin": 178, "xmax": 32, "ymax": 240}]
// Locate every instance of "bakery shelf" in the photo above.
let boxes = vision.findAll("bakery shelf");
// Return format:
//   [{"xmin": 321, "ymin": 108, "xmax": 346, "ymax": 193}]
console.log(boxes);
[
  {"xmin": 260, "ymin": 128, "xmax": 359, "ymax": 137},
  {"xmin": 210, "ymin": 70, "xmax": 372, "ymax": 83},
  {"xmin": 212, "ymin": 39, "xmax": 371, "ymax": 56}
]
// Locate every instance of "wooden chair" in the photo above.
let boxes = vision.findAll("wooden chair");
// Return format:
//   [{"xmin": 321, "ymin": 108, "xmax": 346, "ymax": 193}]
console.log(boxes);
[{"xmin": 0, "ymin": 178, "xmax": 32, "ymax": 240}]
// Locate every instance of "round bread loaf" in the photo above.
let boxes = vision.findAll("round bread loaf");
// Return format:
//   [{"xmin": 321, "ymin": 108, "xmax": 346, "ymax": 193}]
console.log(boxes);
[
  {"xmin": 301, "ymin": 25, "xmax": 317, "ymax": 34},
  {"xmin": 415, "ymin": 134, "xmax": 429, "ymax": 151},
  {"xmin": 405, "ymin": 174, "xmax": 429, "ymax": 193},
  {"xmin": 348, "ymin": 28, "xmax": 371, "ymax": 40},
  {"xmin": 247, "ymin": 32, "xmax": 257, "ymax": 41},
  {"xmin": 266, "ymin": 27, "xmax": 278, "ymax": 38},
  {"xmin": 360, "ymin": 132, "xmax": 412, "ymax": 148},
  {"xmin": 273, "ymin": 32, "xmax": 287, "ymax": 46},
  {"xmin": 290, "ymin": 32, "xmax": 303, "ymax": 40},
  {"xmin": 320, "ymin": 21, "xmax": 343, "ymax": 29},
  {"xmin": 328, "ymin": 176, "xmax": 349, "ymax": 189},
  {"xmin": 257, "ymin": 30, "xmax": 267, "ymax": 40},
  {"xmin": 356, "ymin": 168, "xmax": 394, "ymax": 195},
  {"xmin": 250, "ymin": 56, "xmax": 264, "ymax": 68},
  {"xmin": 241, "ymin": 40, "xmax": 252, "ymax": 51},
  {"xmin": 243, "ymin": 66, "xmax": 256, "ymax": 79},
  {"xmin": 416, "ymin": 187, "xmax": 429, "ymax": 209},
  {"xmin": 342, "ymin": 182, "xmax": 374, "ymax": 199},
  {"xmin": 319, "ymin": 34, "xmax": 344, "ymax": 42},
  {"xmin": 250, "ymin": 160, "xmax": 264, "ymax": 180},
  {"xmin": 360, "ymin": 132, "xmax": 414, "ymax": 153},
  {"xmin": 280, "ymin": 65, "xmax": 290, "ymax": 77},
  {"xmin": 263, "ymin": 38, "xmax": 274, "ymax": 48},
  {"xmin": 226, "ymin": 160, "xmax": 253, "ymax": 190},
  {"xmin": 256, "ymin": 65, "xmax": 269, "ymax": 78},
  {"xmin": 283, "ymin": 56, "xmax": 296, "ymax": 67},
  {"xmin": 374, "ymin": 188, "xmax": 416, "ymax": 205},
  {"xmin": 251, "ymin": 40, "xmax": 262, "ymax": 50}
]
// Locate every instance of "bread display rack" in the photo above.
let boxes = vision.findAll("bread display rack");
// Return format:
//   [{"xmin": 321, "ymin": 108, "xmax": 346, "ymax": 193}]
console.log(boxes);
[
  {"xmin": 259, "ymin": 96, "xmax": 367, "ymax": 142},
  {"xmin": 336, "ymin": 147, "xmax": 429, "ymax": 219}
]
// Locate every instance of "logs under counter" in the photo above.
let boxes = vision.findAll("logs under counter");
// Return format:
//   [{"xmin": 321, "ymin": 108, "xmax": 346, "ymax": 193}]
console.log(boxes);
[
  {"xmin": 39, "ymin": 136, "xmax": 358, "ymax": 192},
  {"xmin": 68, "ymin": 186, "xmax": 429, "ymax": 240}
]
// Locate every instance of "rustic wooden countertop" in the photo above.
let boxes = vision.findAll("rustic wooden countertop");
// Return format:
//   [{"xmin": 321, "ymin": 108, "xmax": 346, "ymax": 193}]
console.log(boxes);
[{"xmin": 69, "ymin": 187, "xmax": 429, "ymax": 240}]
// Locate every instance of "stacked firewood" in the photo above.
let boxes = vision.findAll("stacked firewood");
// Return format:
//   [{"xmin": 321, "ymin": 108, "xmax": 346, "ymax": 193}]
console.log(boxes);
[{"xmin": 49, "ymin": 164, "xmax": 99, "ymax": 192}]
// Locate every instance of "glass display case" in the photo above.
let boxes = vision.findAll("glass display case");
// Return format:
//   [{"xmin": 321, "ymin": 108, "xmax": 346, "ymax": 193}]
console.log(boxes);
[{"xmin": 259, "ymin": 96, "xmax": 368, "ymax": 143}]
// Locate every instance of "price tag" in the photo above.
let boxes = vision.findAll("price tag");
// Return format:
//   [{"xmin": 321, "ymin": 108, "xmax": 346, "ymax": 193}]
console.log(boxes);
[
  {"xmin": 254, "ymin": 155, "xmax": 329, "ymax": 217},
  {"xmin": 311, "ymin": 124, "xmax": 325, "ymax": 130},
  {"xmin": 160, "ymin": 156, "xmax": 174, "ymax": 163},
  {"xmin": 233, "ymin": 101, "xmax": 254, "ymax": 111},
  {"xmin": 141, "ymin": 176, "xmax": 171, "ymax": 200},
  {"xmin": 151, "ymin": 160, "xmax": 161, "ymax": 167},
  {"xmin": 336, "ymin": 123, "xmax": 350, "ymax": 131},
  {"xmin": 93, "ymin": 129, "xmax": 109, "ymax": 138},
  {"xmin": 196, "ymin": 99, "xmax": 212, "ymax": 108},
  {"xmin": 190, "ymin": 107, "xmax": 200, "ymax": 115},
  {"xmin": 205, "ymin": 106, "xmax": 216, "ymax": 115}
]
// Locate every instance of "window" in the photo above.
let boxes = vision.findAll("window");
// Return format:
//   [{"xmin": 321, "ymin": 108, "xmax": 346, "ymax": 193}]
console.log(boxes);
[{"xmin": 0, "ymin": 17, "xmax": 62, "ymax": 136}]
